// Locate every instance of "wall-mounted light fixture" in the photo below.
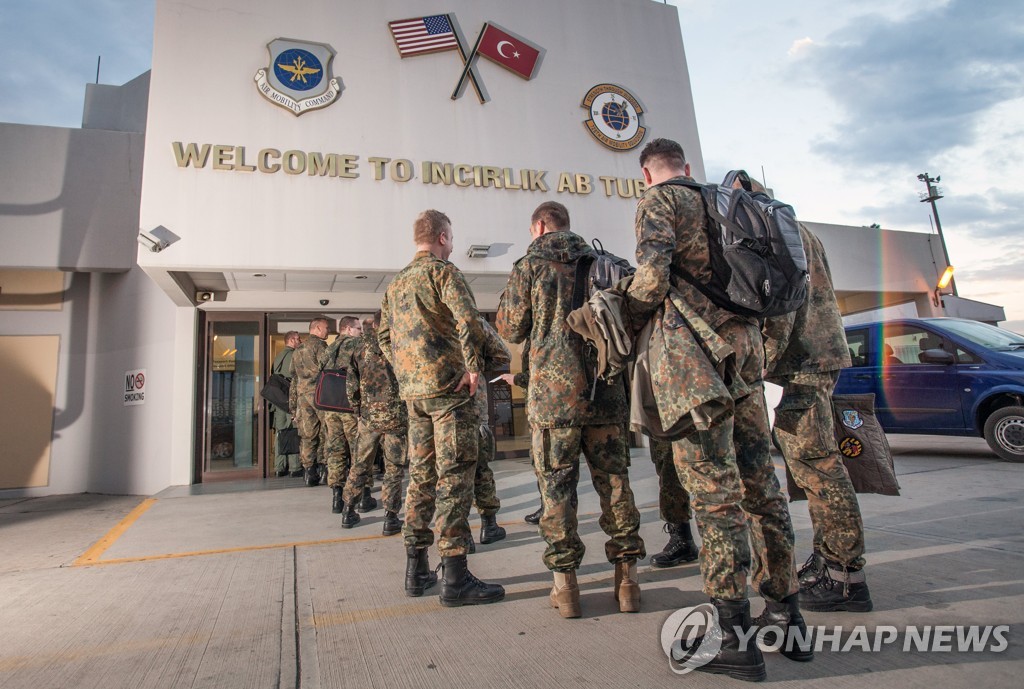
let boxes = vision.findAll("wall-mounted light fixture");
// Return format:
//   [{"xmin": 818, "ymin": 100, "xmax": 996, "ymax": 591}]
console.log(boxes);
[{"xmin": 467, "ymin": 244, "xmax": 491, "ymax": 258}]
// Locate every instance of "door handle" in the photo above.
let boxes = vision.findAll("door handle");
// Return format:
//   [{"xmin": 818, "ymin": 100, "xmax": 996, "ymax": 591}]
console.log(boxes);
[{"xmin": 854, "ymin": 374, "xmax": 872, "ymax": 381}]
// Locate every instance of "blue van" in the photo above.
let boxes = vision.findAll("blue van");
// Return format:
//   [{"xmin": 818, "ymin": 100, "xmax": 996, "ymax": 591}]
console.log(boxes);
[{"xmin": 835, "ymin": 318, "xmax": 1024, "ymax": 462}]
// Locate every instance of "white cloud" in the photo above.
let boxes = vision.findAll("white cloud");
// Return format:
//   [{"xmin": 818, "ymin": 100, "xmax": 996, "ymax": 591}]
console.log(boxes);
[{"xmin": 788, "ymin": 37, "xmax": 815, "ymax": 57}]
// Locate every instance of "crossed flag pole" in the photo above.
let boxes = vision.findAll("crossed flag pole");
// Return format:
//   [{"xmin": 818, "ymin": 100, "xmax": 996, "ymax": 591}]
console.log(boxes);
[{"xmin": 388, "ymin": 14, "xmax": 542, "ymax": 104}]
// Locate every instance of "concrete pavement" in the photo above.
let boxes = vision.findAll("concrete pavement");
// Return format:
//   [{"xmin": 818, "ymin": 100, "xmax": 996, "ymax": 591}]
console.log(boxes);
[{"xmin": 0, "ymin": 435, "xmax": 1021, "ymax": 688}]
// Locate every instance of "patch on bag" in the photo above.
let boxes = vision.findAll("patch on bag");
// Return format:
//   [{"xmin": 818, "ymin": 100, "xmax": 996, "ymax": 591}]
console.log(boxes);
[
  {"xmin": 841, "ymin": 409, "xmax": 865, "ymax": 430},
  {"xmin": 839, "ymin": 437, "xmax": 864, "ymax": 458}
]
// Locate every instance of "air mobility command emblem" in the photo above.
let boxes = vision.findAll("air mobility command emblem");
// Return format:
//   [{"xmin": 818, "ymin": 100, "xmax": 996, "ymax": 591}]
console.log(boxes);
[
  {"xmin": 581, "ymin": 84, "xmax": 646, "ymax": 151},
  {"xmin": 254, "ymin": 38, "xmax": 341, "ymax": 115}
]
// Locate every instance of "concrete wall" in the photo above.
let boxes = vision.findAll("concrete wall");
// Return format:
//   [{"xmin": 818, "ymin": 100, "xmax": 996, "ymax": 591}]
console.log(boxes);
[
  {"xmin": 138, "ymin": 0, "xmax": 703, "ymax": 286},
  {"xmin": 0, "ymin": 265, "xmax": 192, "ymax": 498},
  {"xmin": 0, "ymin": 124, "xmax": 143, "ymax": 272}
]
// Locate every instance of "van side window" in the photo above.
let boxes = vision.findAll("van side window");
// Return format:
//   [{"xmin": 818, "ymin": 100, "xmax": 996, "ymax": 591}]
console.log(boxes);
[
  {"xmin": 882, "ymin": 325, "xmax": 945, "ymax": 365},
  {"xmin": 846, "ymin": 329, "xmax": 868, "ymax": 367},
  {"xmin": 956, "ymin": 347, "xmax": 982, "ymax": 364}
]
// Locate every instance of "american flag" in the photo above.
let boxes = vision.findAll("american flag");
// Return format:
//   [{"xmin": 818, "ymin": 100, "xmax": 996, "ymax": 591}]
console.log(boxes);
[{"xmin": 388, "ymin": 15, "xmax": 459, "ymax": 57}]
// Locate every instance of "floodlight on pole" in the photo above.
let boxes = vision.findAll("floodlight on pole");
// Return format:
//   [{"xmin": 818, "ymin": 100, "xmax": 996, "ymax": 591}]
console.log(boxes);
[{"xmin": 918, "ymin": 172, "xmax": 957, "ymax": 296}]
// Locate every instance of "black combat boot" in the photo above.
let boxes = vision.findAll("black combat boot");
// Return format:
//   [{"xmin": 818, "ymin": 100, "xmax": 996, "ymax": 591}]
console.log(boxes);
[
  {"xmin": 439, "ymin": 555, "xmax": 505, "ymax": 607},
  {"xmin": 479, "ymin": 514, "xmax": 506, "ymax": 544},
  {"xmin": 356, "ymin": 486, "xmax": 378, "ymax": 513},
  {"xmin": 467, "ymin": 534, "xmax": 476, "ymax": 554},
  {"xmin": 524, "ymin": 505, "xmax": 543, "ymax": 525},
  {"xmin": 290, "ymin": 468, "xmax": 304, "ymax": 477},
  {"xmin": 797, "ymin": 552, "xmax": 825, "ymax": 587},
  {"xmin": 303, "ymin": 465, "xmax": 318, "ymax": 487},
  {"xmin": 799, "ymin": 561, "xmax": 872, "ymax": 612},
  {"xmin": 331, "ymin": 486, "xmax": 344, "ymax": 514},
  {"xmin": 674, "ymin": 598, "xmax": 766, "ymax": 682},
  {"xmin": 650, "ymin": 522, "xmax": 700, "ymax": 568},
  {"xmin": 405, "ymin": 546, "xmax": 438, "ymax": 597},
  {"xmin": 382, "ymin": 511, "xmax": 402, "ymax": 537},
  {"xmin": 340, "ymin": 502, "xmax": 360, "ymax": 529},
  {"xmin": 752, "ymin": 593, "xmax": 814, "ymax": 661}
]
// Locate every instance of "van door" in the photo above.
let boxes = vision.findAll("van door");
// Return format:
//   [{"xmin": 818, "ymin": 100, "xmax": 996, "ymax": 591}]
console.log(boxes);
[{"xmin": 874, "ymin": 323, "xmax": 963, "ymax": 432}]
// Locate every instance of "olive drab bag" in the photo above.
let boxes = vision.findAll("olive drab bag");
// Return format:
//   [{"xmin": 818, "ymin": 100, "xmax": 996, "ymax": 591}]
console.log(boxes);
[{"xmin": 663, "ymin": 170, "xmax": 808, "ymax": 318}]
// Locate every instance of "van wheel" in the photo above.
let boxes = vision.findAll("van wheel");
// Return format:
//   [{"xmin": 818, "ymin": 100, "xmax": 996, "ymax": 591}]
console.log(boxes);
[{"xmin": 983, "ymin": 406, "xmax": 1024, "ymax": 462}]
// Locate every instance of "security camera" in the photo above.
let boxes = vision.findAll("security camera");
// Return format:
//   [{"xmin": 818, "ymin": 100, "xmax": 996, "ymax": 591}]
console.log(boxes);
[
  {"xmin": 320, "ymin": 299, "xmax": 330, "ymax": 306},
  {"xmin": 137, "ymin": 231, "xmax": 168, "ymax": 253}
]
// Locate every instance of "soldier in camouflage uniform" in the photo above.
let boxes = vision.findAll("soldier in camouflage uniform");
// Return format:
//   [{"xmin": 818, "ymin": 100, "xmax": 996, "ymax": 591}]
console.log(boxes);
[
  {"xmin": 466, "ymin": 319, "xmax": 510, "ymax": 551},
  {"xmin": 624, "ymin": 140, "xmax": 806, "ymax": 679},
  {"xmin": 497, "ymin": 201, "xmax": 645, "ymax": 620},
  {"xmin": 325, "ymin": 316, "xmax": 372, "ymax": 522},
  {"xmin": 271, "ymin": 331, "xmax": 302, "ymax": 477},
  {"xmin": 648, "ymin": 438, "xmax": 699, "ymax": 567},
  {"xmin": 763, "ymin": 220, "xmax": 871, "ymax": 613},
  {"xmin": 348, "ymin": 312, "xmax": 408, "ymax": 536},
  {"xmin": 289, "ymin": 316, "xmax": 331, "ymax": 487},
  {"xmin": 379, "ymin": 209, "xmax": 504, "ymax": 606}
]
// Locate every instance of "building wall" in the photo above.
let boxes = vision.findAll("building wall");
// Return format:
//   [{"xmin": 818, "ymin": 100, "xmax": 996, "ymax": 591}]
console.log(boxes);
[
  {"xmin": 138, "ymin": 0, "xmax": 704, "ymax": 289},
  {"xmin": 0, "ymin": 266, "xmax": 190, "ymax": 497}
]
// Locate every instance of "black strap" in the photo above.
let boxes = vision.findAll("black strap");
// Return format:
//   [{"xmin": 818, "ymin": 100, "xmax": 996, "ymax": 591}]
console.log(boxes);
[{"xmin": 571, "ymin": 254, "xmax": 595, "ymax": 311}]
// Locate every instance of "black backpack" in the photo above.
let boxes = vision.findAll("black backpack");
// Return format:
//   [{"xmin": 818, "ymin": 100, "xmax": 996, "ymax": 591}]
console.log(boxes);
[
  {"xmin": 571, "ymin": 238, "xmax": 636, "ymax": 309},
  {"xmin": 663, "ymin": 171, "xmax": 808, "ymax": 318}
]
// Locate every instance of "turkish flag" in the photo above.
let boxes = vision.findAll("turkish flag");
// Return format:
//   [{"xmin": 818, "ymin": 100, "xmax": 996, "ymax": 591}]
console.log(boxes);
[{"xmin": 476, "ymin": 23, "xmax": 540, "ymax": 80}]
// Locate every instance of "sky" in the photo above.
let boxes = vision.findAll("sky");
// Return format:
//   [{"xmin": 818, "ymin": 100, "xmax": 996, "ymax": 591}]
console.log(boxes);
[{"xmin": 1, "ymin": 0, "xmax": 1021, "ymax": 331}]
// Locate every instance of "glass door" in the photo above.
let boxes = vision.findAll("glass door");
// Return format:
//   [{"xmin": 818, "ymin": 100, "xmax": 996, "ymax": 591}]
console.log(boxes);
[{"xmin": 199, "ymin": 314, "xmax": 265, "ymax": 481}]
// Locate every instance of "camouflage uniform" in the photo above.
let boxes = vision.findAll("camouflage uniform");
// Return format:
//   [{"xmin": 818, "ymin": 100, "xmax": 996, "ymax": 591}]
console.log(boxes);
[
  {"xmin": 289, "ymin": 334, "xmax": 329, "ymax": 471},
  {"xmin": 650, "ymin": 437, "xmax": 691, "ymax": 524},
  {"xmin": 497, "ymin": 230, "xmax": 645, "ymax": 572},
  {"xmin": 471, "ymin": 320, "xmax": 511, "ymax": 517},
  {"xmin": 379, "ymin": 251, "xmax": 485, "ymax": 557},
  {"xmin": 348, "ymin": 331, "xmax": 408, "ymax": 514},
  {"xmin": 764, "ymin": 224, "xmax": 865, "ymax": 570},
  {"xmin": 321, "ymin": 335, "xmax": 360, "ymax": 494},
  {"xmin": 625, "ymin": 177, "xmax": 796, "ymax": 602}
]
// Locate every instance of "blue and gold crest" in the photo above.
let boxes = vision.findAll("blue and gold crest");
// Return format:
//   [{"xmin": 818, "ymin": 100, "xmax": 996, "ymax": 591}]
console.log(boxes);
[
  {"xmin": 841, "ymin": 409, "xmax": 865, "ymax": 430},
  {"xmin": 254, "ymin": 38, "xmax": 341, "ymax": 116}
]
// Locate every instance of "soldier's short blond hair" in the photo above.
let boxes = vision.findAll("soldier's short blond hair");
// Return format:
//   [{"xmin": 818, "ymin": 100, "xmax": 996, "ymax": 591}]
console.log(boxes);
[
  {"xmin": 413, "ymin": 210, "xmax": 452, "ymax": 245},
  {"xmin": 338, "ymin": 316, "xmax": 360, "ymax": 332},
  {"xmin": 531, "ymin": 201, "xmax": 570, "ymax": 231},
  {"xmin": 309, "ymin": 316, "xmax": 330, "ymax": 332}
]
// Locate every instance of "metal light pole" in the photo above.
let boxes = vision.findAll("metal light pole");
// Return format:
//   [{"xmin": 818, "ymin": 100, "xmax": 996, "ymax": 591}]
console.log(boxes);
[{"xmin": 917, "ymin": 172, "xmax": 958, "ymax": 296}]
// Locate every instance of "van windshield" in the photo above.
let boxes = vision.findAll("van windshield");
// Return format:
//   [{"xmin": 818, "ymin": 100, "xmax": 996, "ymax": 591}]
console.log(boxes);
[{"xmin": 923, "ymin": 318, "xmax": 1024, "ymax": 351}]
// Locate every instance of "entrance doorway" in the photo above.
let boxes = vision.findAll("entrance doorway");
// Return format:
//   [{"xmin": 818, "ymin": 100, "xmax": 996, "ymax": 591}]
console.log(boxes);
[{"xmin": 197, "ymin": 313, "xmax": 266, "ymax": 482}]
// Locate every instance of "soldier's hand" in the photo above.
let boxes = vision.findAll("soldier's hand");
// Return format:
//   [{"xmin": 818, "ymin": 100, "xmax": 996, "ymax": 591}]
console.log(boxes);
[
  {"xmin": 496, "ymin": 373, "xmax": 516, "ymax": 385},
  {"xmin": 455, "ymin": 371, "xmax": 479, "ymax": 397}
]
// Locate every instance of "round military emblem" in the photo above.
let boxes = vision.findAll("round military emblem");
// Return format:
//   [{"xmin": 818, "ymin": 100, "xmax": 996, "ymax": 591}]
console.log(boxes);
[
  {"xmin": 839, "ymin": 437, "xmax": 864, "ymax": 458},
  {"xmin": 272, "ymin": 48, "xmax": 324, "ymax": 91},
  {"xmin": 581, "ymin": 84, "xmax": 647, "ymax": 151}
]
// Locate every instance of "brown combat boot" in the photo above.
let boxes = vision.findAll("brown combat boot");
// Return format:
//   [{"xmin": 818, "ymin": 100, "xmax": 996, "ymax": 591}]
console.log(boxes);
[
  {"xmin": 549, "ymin": 571, "xmax": 581, "ymax": 619},
  {"xmin": 613, "ymin": 560, "xmax": 640, "ymax": 612}
]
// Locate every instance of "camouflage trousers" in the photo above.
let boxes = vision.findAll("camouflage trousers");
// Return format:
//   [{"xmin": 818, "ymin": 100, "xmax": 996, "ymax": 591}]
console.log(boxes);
[
  {"xmin": 295, "ymin": 395, "xmax": 325, "ymax": 471},
  {"xmin": 324, "ymin": 411, "xmax": 358, "ymax": 488},
  {"xmin": 474, "ymin": 425, "xmax": 501, "ymax": 517},
  {"xmin": 345, "ymin": 420, "xmax": 405, "ymax": 507},
  {"xmin": 403, "ymin": 396, "xmax": 479, "ymax": 557},
  {"xmin": 673, "ymin": 319, "xmax": 797, "ymax": 602},
  {"xmin": 533, "ymin": 424, "xmax": 645, "ymax": 572},
  {"xmin": 650, "ymin": 437, "xmax": 691, "ymax": 524},
  {"xmin": 773, "ymin": 370, "xmax": 866, "ymax": 569}
]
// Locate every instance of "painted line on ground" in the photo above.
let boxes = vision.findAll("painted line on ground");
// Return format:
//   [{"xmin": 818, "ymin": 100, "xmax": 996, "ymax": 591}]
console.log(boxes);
[{"xmin": 73, "ymin": 498, "xmax": 158, "ymax": 566}]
